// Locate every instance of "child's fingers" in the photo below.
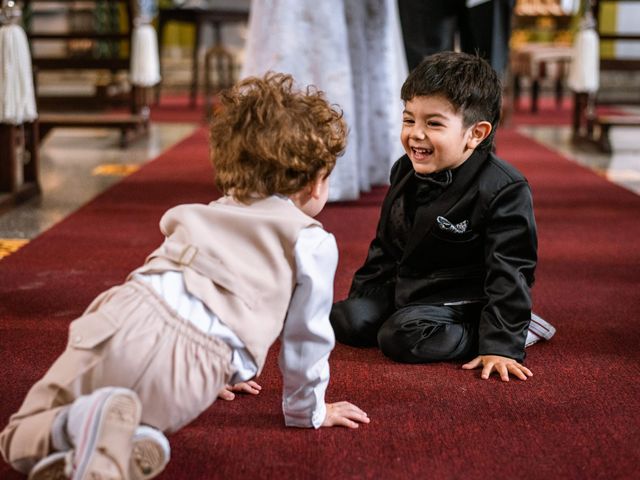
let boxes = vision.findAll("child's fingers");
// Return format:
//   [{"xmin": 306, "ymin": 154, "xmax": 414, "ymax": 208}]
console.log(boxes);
[
  {"xmin": 348, "ymin": 412, "xmax": 370, "ymax": 424},
  {"xmin": 247, "ymin": 380, "xmax": 262, "ymax": 390},
  {"xmin": 466, "ymin": 356, "xmax": 533, "ymax": 382},
  {"xmin": 335, "ymin": 401, "xmax": 368, "ymax": 417},
  {"xmin": 520, "ymin": 365, "xmax": 533, "ymax": 377},
  {"xmin": 230, "ymin": 381, "xmax": 262, "ymax": 395},
  {"xmin": 335, "ymin": 417, "xmax": 360, "ymax": 429},
  {"xmin": 324, "ymin": 402, "xmax": 370, "ymax": 428},
  {"xmin": 508, "ymin": 363, "xmax": 532, "ymax": 381},
  {"xmin": 462, "ymin": 356, "xmax": 482, "ymax": 370},
  {"xmin": 497, "ymin": 364, "xmax": 510, "ymax": 382},
  {"xmin": 238, "ymin": 383, "xmax": 260, "ymax": 394},
  {"xmin": 218, "ymin": 387, "xmax": 235, "ymax": 401},
  {"xmin": 334, "ymin": 411, "xmax": 368, "ymax": 428},
  {"xmin": 243, "ymin": 380, "xmax": 262, "ymax": 394},
  {"xmin": 339, "ymin": 407, "xmax": 370, "ymax": 424},
  {"xmin": 481, "ymin": 362, "xmax": 494, "ymax": 379},
  {"xmin": 510, "ymin": 366, "xmax": 527, "ymax": 381},
  {"xmin": 331, "ymin": 402, "xmax": 364, "ymax": 419}
]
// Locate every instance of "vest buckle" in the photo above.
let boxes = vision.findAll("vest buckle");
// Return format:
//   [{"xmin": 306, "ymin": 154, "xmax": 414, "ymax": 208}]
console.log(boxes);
[{"xmin": 178, "ymin": 245, "xmax": 198, "ymax": 266}]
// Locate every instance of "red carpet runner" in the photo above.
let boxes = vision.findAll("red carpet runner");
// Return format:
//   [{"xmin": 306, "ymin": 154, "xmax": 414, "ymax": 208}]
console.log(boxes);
[{"xmin": 1, "ymin": 127, "xmax": 639, "ymax": 479}]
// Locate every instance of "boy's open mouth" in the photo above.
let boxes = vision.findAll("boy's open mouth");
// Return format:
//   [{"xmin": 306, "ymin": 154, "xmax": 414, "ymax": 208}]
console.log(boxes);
[{"xmin": 411, "ymin": 147, "xmax": 433, "ymax": 159}]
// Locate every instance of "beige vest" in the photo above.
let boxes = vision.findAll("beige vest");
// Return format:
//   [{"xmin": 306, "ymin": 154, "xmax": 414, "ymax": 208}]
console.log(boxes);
[{"xmin": 131, "ymin": 195, "xmax": 320, "ymax": 373}]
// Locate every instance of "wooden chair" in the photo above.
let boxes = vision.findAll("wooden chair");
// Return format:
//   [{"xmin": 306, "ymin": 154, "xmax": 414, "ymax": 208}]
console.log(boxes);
[
  {"xmin": 0, "ymin": 123, "xmax": 40, "ymax": 214},
  {"xmin": 511, "ymin": 43, "xmax": 573, "ymax": 112},
  {"xmin": 204, "ymin": 45, "xmax": 236, "ymax": 120},
  {"xmin": 23, "ymin": 0, "xmax": 150, "ymax": 147},
  {"xmin": 572, "ymin": 0, "xmax": 640, "ymax": 152}
]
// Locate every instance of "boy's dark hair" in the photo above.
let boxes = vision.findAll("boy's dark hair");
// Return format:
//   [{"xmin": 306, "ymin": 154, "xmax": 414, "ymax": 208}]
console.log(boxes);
[{"xmin": 400, "ymin": 51, "xmax": 502, "ymax": 153}]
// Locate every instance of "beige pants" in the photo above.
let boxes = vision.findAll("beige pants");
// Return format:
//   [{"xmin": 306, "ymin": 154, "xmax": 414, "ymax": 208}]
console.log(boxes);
[{"xmin": 0, "ymin": 279, "xmax": 233, "ymax": 473}]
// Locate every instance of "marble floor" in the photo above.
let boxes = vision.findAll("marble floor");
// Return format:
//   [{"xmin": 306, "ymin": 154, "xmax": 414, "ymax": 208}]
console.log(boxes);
[
  {"xmin": 0, "ymin": 122, "xmax": 198, "ymax": 241},
  {"xmin": 519, "ymin": 124, "xmax": 640, "ymax": 196},
  {"xmin": 519, "ymin": 103, "xmax": 640, "ymax": 196},
  {"xmin": 0, "ymin": 110, "xmax": 638, "ymax": 256}
]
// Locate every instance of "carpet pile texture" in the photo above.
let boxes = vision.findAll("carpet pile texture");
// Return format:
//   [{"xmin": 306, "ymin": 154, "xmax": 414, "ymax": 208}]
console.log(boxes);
[{"xmin": 1, "ymin": 127, "xmax": 638, "ymax": 479}]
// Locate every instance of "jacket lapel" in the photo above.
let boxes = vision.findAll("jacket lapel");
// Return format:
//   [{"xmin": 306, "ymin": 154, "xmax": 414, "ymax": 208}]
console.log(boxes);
[
  {"xmin": 377, "ymin": 157, "xmax": 413, "ymax": 239},
  {"xmin": 402, "ymin": 149, "xmax": 487, "ymax": 261}
]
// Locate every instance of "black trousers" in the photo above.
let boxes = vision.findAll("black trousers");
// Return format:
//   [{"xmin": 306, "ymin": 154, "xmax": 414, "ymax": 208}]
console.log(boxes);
[
  {"xmin": 330, "ymin": 296, "xmax": 481, "ymax": 363},
  {"xmin": 397, "ymin": 0, "xmax": 514, "ymax": 73}
]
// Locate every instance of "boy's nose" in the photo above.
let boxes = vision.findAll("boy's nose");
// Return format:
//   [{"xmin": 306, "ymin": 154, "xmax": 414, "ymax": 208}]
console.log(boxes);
[{"xmin": 410, "ymin": 127, "xmax": 426, "ymax": 140}]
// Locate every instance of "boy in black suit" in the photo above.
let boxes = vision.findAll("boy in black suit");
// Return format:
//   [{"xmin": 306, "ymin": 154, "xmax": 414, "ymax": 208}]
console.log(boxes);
[{"xmin": 330, "ymin": 51, "xmax": 555, "ymax": 381}]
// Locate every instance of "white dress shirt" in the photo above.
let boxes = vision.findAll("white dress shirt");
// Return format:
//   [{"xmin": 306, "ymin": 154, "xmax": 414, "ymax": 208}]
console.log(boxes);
[{"xmin": 136, "ymin": 224, "xmax": 337, "ymax": 429}]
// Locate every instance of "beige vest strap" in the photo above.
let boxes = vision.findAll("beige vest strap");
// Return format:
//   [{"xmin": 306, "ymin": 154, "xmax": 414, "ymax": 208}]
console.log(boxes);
[{"xmin": 152, "ymin": 239, "xmax": 257, "ymax": 310}]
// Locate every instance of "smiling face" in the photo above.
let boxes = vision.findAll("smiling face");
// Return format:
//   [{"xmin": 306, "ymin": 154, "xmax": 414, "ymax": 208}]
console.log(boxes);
[{"xmin": 401, "ymin": 95, "xmax": 489, "ymax": 175}]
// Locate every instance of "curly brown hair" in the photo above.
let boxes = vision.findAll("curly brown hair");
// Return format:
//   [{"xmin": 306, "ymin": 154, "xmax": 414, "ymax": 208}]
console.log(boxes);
[{"xmin": 209, "ymin": 72, "xmax": 347, "ymax": 202}]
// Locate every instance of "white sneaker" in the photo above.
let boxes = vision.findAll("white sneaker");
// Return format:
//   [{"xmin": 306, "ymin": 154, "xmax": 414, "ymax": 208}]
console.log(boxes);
[
  {"xmin": 71, "ymin": 387, "xmax": 141, "ymax": 479},
  {"xmin": 525, "ymin": 312, "xmax": 556, "ymax": 347},
  {"xmin": 28, "ymin": 451, "xmax": 72, "ymax": 479},
  {"xmin": 29, "ymin": 425, "xmax": 169, "ymax": 480},
  {"xmin": 130, "ymin": 425, "xmax": 171, "ymax": 480}
]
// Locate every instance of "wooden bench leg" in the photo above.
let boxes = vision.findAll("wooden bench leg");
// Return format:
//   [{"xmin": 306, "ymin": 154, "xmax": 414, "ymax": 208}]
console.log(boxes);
[
  {"xmin": 39, "ymin": 124, "xmax": 54, "ymax": 142},
  {"xmin": 555, "ymin": 78, "xmax": 563, "ymax": 109},
  {"xmin": 23, "ymin": 122, "xmax": 40, "ymax": 189},
  {"xmin": 587, "ymin": 115, "xmax": 596, "ymax": 138},
  {"xmin": 0, "ymin": 125, "xmax": 17, "ymax": 195},
  {"xmin": 0, "ymin": 124, "xmax": 41, "ymax": 212},
  {"xmin": 513, "ymin": 74, "xmax": 522, "ymax": 111},
  {"xmin": 120, "ymin": 128, "xmax": 129, "ymax": 149},
  {"xmin": 572, "ymin": 92, "xmax": 584, "ymax": 140},
  {"xmin": 531, "ymin": 79, "xmax": 540, "ymax": 113},
  {"xmin": 598, "ymin": 124, "xmax": 612, "ymax": 153}
]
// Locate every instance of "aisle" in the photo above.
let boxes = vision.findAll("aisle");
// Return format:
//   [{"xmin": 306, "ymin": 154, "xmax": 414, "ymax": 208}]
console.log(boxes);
[{"xmin": 1, "ymin": 126, "xmax": 639, "ymax": 479}]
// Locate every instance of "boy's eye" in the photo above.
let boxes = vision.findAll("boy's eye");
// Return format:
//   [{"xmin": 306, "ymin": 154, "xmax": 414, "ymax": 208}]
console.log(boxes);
[
  {"xmin": 427, "ymin": 121, "xmax": 442, "ymax": 127},
  {"xmin": 402, "ymin": 118, "xmax": 414, "ymax": 124}
]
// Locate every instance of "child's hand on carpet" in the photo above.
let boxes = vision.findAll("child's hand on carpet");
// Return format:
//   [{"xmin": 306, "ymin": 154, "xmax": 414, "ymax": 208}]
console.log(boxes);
[
  {"xmin": 462, "ymin": 355, "xmax": 533, "ymax": 382},
  {"xmin": 218, "ymin": 380, "xmax": 262, "ymax": 401},
  {"xmin": 322, "ymin": 401, "xmax": 370, "ymax": 428}
]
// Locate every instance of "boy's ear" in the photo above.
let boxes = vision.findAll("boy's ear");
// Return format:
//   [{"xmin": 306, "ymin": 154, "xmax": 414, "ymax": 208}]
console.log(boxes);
[
  {"xmin": 309, "ymin": 176, "xmax": 324, "ymax": 199},
  {"xmin": 466, "ymin": 121, "xmax": 492, "ymax": 150}
]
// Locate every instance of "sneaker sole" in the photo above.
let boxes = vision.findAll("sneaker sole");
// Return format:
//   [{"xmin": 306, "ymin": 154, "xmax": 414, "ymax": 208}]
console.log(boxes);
[
  {"xmin": 28, "ymin": 431, "xmax": 166, "ymax": 480},
  {"xmin": 73, "ymin": 389, "xmax": 142, "ymax": 480},
  {"xmin": 28, "ymin": 451, "xmax": 71, "ymax": 480},
  {"xmin": 130, "ymin": 435, "xmax": 169, "ymax": 480},
  {"xmin": 530, "ymin": 313, "xmax": 556, "ymax": 341}
]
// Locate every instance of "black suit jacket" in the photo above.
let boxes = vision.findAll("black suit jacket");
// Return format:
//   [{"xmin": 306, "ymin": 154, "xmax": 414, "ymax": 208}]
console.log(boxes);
[{"xmin": 349, "ymin": 149, "xmax": 537, "ymax": 360}]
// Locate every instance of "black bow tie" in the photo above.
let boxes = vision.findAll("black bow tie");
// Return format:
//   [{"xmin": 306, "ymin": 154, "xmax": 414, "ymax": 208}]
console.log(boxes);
[
  {"xmin": 414, "ymin": 169, "xmax": 453, "ymax": 187},
  {"xmin": 412, "ymin": 169, "xmax": 453, "ymax": 205}
]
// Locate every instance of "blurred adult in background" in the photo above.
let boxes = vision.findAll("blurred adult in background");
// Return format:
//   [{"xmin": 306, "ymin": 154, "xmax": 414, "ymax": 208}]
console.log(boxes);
[
  {"xmin": 397, "ymin": 0, "xmax": 515, "ymax": 74},
  {"xmin": 241, "ymin": 0, "xmax": 408, "ymax": 201}
]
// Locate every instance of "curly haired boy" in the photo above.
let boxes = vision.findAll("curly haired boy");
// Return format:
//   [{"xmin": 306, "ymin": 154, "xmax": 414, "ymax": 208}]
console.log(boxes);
[{"xmin": 1, "ymin": 73, "xmax": 369, "ymax": 480}]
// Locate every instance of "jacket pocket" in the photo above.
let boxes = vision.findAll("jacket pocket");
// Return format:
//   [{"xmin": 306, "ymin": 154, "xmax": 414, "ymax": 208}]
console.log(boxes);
[{"xmin": 430, "ymin": 228, "xmax": 480, "ymax": 244}]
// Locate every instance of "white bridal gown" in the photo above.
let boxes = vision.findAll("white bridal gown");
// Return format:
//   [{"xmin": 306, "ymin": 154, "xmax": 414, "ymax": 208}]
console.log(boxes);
[{"xmin": 240, "ymin": 0, "xmax": 408, "ymax": 201}]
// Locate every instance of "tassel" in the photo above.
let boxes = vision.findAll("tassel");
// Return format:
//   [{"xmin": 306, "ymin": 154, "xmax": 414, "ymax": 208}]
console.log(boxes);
[
  {"xmin": 0, "ymin": 23, "xmax": 37, "ymax": 124},
  {"xmin": 130, "ymin": 22, "xmax": 161, "ymax": 87},
  {"xmin": 568, "ymin": 10, "xmax": 600, "ymax": 93},
  {"xmin": 561, "ymin": 0, "xmax": 581, "ymax": 15}
]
